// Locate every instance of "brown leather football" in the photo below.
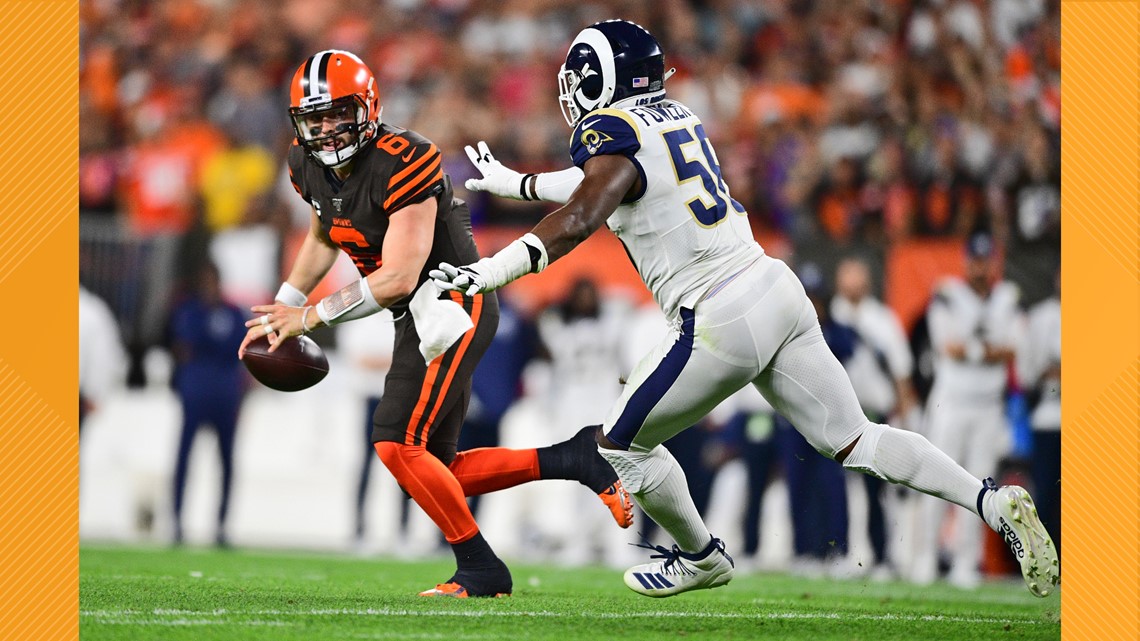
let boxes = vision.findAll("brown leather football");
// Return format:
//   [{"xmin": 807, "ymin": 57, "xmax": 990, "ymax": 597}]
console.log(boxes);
[{"xmin": 242, "ymin": 335, "xmax": 329, "ymax": 392}]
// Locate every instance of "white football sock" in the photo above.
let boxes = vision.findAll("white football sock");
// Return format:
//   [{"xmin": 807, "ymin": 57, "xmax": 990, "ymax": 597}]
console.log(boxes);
[
  {"xmin": 850, "ymin": 425, "xmax": 985, "ymax": 517},
  {"xmin": 624, "ymin": 442, "xmax": 711, "ymax": 552}
]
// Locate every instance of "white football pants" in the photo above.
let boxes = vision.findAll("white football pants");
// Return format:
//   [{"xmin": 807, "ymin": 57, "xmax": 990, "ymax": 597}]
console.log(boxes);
[{"xmin": 602, "ymin": 255, "xmax": 870, "ymax": 458}]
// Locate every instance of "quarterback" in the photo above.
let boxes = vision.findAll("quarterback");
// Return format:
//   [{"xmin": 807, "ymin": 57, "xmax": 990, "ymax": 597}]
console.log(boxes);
[
  {"xmin": 433, "ymin": 20, "xmax": 1058, "ymax": 598},
  {"xmin": 238, "ymin": 50, "xmax": 632, "ymax": 598}
]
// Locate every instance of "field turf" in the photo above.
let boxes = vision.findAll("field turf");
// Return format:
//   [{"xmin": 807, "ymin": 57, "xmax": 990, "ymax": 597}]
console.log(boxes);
[{"xmin": 80, "ymin": 545, "xmax": 1060, "ymax": 640}]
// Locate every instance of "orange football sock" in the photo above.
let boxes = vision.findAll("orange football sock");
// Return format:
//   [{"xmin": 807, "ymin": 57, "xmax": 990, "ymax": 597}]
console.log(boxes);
[
  {"xmin": 374, "ymin": 441, "xmax": 478, "ymax": 544},
  {"xmin": 448, "ymin": 448, "xmax": 540, "ymax": 496}
]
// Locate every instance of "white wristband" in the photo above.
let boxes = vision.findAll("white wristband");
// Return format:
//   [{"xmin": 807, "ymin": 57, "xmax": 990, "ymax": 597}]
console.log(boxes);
[
  {"xmin": 520, "ymin": 233, "xmax": 549, "ymax": 272},
  {"xmin": 275, "ymin": 282, "xmax": 308, "ymax": 307},
  {"xmin": 315, "ymin": 277, "xmax": 384, "ymax": 325}
]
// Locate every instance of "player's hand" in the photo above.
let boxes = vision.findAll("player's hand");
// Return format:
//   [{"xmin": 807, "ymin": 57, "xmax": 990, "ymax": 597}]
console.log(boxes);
[
  {"xmin": 464, "ymin": 141, "xmax": 527, "ymax": 199},
  {"xmin": 430, "ymin": 262, "xmax": 491, "ymax": 297},
  {"xmin": 944, "ymin": 342, "xmax": 967, "ymax": 360},
  {"xmin": 239, "ymin": 304, "xmax": 307, "ymax": 357}
]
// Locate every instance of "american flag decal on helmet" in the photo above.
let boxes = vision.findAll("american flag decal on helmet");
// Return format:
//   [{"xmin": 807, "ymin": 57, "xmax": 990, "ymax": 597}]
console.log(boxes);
[{"xmin": 632, "ymin": 77, "xmax": 649, "ymax": 87}]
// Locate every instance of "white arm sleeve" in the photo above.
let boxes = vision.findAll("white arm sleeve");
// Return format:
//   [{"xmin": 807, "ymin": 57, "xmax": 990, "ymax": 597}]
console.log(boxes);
[{"xmin": 531, "ymin": 167, "xmax": 585, "ymax": 204}]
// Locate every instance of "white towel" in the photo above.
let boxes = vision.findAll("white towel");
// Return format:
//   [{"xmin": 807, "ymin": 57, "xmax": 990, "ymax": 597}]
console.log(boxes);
[{"xmin": 409, "ymin": 280, "xmax": 474, "ymax": 364}]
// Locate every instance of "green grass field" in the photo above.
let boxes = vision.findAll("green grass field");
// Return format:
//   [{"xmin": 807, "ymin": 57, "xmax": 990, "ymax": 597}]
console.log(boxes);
[{"xmin": 80, "ymin": 545, "xmax": 1059, "ymax": 641}]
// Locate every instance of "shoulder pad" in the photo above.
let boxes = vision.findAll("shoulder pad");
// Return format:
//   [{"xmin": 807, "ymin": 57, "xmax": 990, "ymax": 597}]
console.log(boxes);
[{"xmin": 570, "ymin": 109, "xmax": 643, "ymax": 169}]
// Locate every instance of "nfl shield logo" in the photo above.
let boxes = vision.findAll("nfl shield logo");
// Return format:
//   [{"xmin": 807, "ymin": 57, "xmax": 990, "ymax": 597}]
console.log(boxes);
[
  {"xmin": 632, "ymin": 77, "xmax": 648, "ymax": 88},
  {"xmin": 332, "ymin": 198, "xmax": 343, "ymax": 213}
]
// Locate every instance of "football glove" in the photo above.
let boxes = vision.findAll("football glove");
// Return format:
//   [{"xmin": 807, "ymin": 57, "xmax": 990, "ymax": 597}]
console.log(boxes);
[
  {"xmin": 430, "ymin": 234, "xmax": 549, "ymax": 296},
  {"xmin": 431, "ymin": 261, "xmax": 491, "ymax": 297},
  {"xmin": 464, "ymin": 141, "xmax": 536, "ymax": 200}
]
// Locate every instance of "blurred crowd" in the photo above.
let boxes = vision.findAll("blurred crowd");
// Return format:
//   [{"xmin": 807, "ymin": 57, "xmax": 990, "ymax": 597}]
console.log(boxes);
[
  {"xmin": 81, "ymin": 0, "xmax": 1059, "ymax": 270},
  {"xmin": 79, "ymin": 0, "xmax": 1061, "ymax": 588}
]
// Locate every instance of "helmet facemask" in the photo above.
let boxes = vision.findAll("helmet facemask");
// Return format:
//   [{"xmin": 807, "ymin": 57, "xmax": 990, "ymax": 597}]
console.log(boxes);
[
  {"xmin": 557, "ymin": 65, "xmax": 585, "ymax": 127},
  {"xmin": 290, "ymin": 95, "xmax": 374, "ymax": 168}
]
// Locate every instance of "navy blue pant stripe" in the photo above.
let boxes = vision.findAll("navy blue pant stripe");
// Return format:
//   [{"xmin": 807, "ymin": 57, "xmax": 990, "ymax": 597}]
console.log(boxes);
[{"xmin": 608, "ymin": 308, "xmax": 696, "ymax": 449}]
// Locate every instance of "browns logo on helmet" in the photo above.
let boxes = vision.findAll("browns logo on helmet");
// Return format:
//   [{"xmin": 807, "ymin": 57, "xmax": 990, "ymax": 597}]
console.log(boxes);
[{"xmin": 289, "ymin": 50, "xmax": 381, "ymax": 168}]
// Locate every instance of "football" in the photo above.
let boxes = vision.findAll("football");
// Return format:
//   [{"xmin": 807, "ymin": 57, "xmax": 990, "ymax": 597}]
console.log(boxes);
[{"xmin": 242, "ymin": 335, "xmax": 329, "ymax": 392}]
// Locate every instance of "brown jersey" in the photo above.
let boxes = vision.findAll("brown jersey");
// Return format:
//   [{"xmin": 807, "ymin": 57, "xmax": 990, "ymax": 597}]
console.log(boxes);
[{"xmin": 287, "ymin": 125, "xmax": 482, "ymax": 314}]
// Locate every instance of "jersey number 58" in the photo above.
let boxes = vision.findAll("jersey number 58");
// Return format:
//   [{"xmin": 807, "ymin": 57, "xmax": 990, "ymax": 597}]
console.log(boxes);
[{"xmin": 662, "ymin": 124, "xmax": 745, "ymax": 227}]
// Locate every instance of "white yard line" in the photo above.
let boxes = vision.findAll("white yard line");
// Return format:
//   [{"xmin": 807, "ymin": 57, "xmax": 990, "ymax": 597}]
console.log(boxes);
[{"xmin": 80, "ymin": 608, "xmax": 1053, "ymax": 626}]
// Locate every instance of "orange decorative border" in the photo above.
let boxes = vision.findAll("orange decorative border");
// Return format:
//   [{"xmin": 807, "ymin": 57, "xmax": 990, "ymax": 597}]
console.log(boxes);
[
  {"xmin": 0, "ymin": 2, "xmax": 79, "ymax": 640},
  {"xmin": 1060, "ymin": 1, "xmax": 1140, "ymax": 639}
]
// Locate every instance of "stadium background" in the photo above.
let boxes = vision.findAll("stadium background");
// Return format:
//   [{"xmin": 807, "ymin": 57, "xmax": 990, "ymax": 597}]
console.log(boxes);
[{"xmin": 78, "ymin": 0, "xmax": 1061, "ymax": 577}]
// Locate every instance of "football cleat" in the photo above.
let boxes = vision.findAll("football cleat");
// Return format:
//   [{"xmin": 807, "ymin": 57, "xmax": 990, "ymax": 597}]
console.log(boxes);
[
  {"xmin": 418, "ymin": 562, "xmax": 512, "ymax": 599},
  {"xmin": 623, "ymin": 537, "xmax": 735, "ymax": 598},
  {"xmin": 599, "ymin": 480, "xmax": 635, "ymax": 529},
  {"xmin": 985, "ymin": 483, "xmax": 1059, "ymax": 597},
  {"xmin": 417, "ymin": 582, "xmax": 510, "ymax": 598}
]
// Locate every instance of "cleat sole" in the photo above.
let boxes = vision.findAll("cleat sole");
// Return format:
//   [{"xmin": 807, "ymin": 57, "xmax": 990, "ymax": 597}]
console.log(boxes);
[{"xmin": 1001, "ymin": 488, "xmax": 1059, "ymax": 598}]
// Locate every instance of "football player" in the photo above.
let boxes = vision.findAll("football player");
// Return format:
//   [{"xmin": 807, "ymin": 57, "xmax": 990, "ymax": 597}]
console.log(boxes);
[
  {"xmin": 913, "ymin": 232, "xmax": 1023, "ymax": 588},
  {"xmin": 238, "ymin": 50, "xmax": 633, "ymax": 598},
  {"xmin": 432, "ymin": 20, "xmax": 1058, "ymax": 598}
]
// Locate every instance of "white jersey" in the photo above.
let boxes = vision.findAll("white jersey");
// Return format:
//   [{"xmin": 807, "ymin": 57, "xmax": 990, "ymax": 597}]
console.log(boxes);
[
  {"xmin": 926, "ymin": 278, "xmax": 1021, "ymax": 403},
  {"xmin": 830, "ymin": 295, "xmax": 912, "ymax": 417},
  {"xmin": 569, "ymin": 99, "xmax": 763, "ymax": 318},
  {"xmin": 1018, "ymin": 296, "xmax": 1061, "ymax": 431}
]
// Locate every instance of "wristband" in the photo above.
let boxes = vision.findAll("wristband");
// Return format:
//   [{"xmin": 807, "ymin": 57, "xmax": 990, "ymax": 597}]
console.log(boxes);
[
  {"xmin": 520, "ymin": 173, "xmax": 536, "ymax": 201},
  {"xmin": 275, "ymin": 282, "xmax": 308, "ymax": 307},
  {"xmin": 300, "ymin": 306, "xmax": 315, "ymax": 334},
  {"xmin": 519, "ymin": 232, "xmax": 549, "ymax": 273},
  {"xmin": 315, "ymin": 277, "xmax": 384, "ymax": 325}
]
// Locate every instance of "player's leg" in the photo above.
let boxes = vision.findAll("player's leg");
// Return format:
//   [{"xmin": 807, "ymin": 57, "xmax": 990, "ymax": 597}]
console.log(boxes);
[
  {"xmin": 757, "ymin": 286, "xmax": 1057, "ymax": 596},
  {"xmin": 948, "ymin": 402, "xmax": 1007, "ymax": 588},
  {"xmin": 910, "ymin": 400, "xmax": 965, "ymax": 584},
  {"xmin": 212, "ymin": 399, "xmax": 240, "ymax": 547},
  {"xmin": 171, "ymin": 396, "xmax": 201, "ymax": 544},
  {"xmin": 599, "ymin": 306, "xmax": 762, "ymax": 597},
  {"xmin": 371, "ymin": 293, "xmax": 509, "ymax": 598},
  {"xmin": 447, "ymin": 424, "xmax": 633, "ymax": 528},
  {"xmin": 355, "ymin": 396, "xmax": 382, "ymax": 542}
]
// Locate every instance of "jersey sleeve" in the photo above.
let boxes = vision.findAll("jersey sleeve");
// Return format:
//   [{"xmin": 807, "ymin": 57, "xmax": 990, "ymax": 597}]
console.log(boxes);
[
  {"xmin": 569, "ymin": 109, "xmax": 643, "ymax": 169},
  {"xmin": 286, "ymin": 144, "xmax": 312, "ymax": 204},
  {"xmin": 383, "ymin": 141, "xmax": 445, "ymax": 214}
]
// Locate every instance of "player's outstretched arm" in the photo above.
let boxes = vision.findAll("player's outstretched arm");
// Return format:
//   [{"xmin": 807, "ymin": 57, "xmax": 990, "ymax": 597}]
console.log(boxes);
[
  {"xmin": 464, "ymin": 141, "xmax": 584, "ymax": 204},
  {"xmin": 242, "ymin": 199, "xmax": 437, "ymax": 355},
  {"xmin": 432, "ymin": 154, "xmax": 638, "ymax": 296},
  {"xmin": 240, "ymin": 206, "xmax": 338, "ymax": 358}
]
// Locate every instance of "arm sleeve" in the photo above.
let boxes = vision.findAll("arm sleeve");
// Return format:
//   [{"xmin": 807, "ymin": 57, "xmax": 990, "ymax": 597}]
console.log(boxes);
[
  {"xmin": 533, "ymin": 166, "xmax": 585, "ymax": 204},
  {"xmin": 384, "ymin": 142, "xmax": 445, "ymax": 214}
]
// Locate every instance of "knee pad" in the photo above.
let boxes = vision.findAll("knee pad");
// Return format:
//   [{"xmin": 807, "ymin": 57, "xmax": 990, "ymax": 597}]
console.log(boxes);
[
  {"xmin": 598, "ymin": 444, "xmax": 678, "ymax": 495},
  {"xmin": 841, "ymin": 422, "xmax": 889, "ymax": 480}
]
